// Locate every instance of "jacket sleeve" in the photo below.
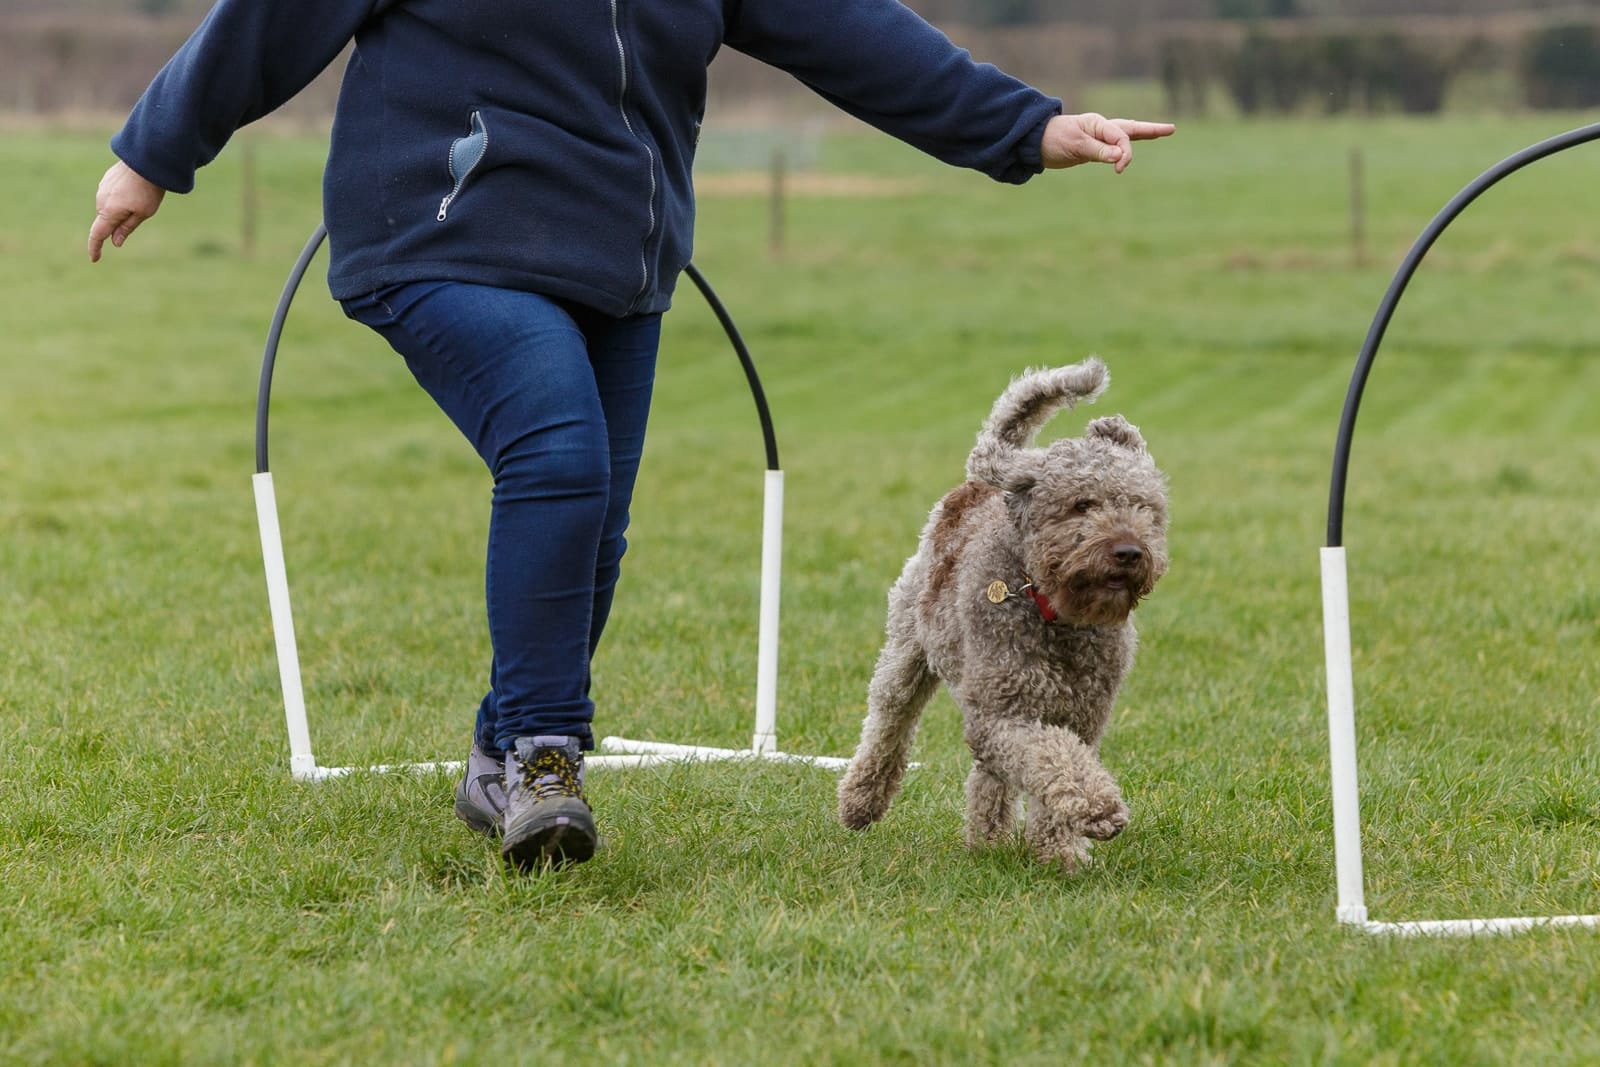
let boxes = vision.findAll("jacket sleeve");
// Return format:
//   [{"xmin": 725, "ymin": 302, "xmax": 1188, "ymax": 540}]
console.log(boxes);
[
  {"xmin": 724, "ymin": 0, "xmax": 1062, "ymax": 184},
  {"xmin": 110, "ymin": 0, "xmax": 386, "ymax": 193}
]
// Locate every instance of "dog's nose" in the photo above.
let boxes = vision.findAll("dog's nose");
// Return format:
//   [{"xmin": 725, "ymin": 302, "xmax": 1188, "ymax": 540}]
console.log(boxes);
[{"xmin": 1112, "ymin": 544, "xmax": 1144, "ymax": 567}]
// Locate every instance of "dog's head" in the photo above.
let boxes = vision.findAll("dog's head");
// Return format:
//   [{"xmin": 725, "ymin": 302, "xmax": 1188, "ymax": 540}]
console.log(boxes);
[{"xmin": 987, "ymin": 415, "xmax": 1169, "ymax": 626}]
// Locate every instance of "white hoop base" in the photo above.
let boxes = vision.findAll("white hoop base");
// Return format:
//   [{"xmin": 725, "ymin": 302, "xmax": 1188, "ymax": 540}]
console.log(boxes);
[
  {"xmin": 1321, "ymin": 546, "xmax": 1600, "ymax": 938},
  {"xmin": 283, "ymin": 739, "xmax": 855, "ymax": 782},
  {"xmin": 260, "ymin": 469, "xmax": 860, "ymax": 783},
  {"xmin": 291, "ymin": 758, "xmax": 463, "ymax": 782},
  {"xmin": 593, "ymin": 736, "xmax": 851, "ymax": 770},
  {"xmin": 1346, "ymin": 914, "xmax": 1600, "ymax": 938}
]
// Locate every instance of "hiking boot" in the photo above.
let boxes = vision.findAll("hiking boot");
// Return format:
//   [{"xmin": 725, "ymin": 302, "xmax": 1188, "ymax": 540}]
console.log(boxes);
[
  {"xmin": 501, "ymin": 735, "xmax": 597, "ymax": 870},
  {"xmin": 453, "ymin": 741, "xmax": 508, "ymax": 837}
]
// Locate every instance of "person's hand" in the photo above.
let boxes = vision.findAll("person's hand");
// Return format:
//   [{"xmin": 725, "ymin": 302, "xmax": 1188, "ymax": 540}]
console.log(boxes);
[
  {"xmin": 88, "ymin": 161, "xmax": 167, "ymax": 262},
  {"xmin": 1040, "ymin": 113, "xmax": 1176, "ymax": 174}
]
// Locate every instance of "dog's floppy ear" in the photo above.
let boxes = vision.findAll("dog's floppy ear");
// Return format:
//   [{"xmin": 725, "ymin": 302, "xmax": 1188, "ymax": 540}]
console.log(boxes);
[{"xmin": 1086, "ymin": 415, "xmax": 1146, "ymax": 453}]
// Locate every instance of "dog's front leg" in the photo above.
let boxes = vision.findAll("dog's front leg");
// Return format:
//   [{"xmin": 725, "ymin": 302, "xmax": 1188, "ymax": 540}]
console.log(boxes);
[
  {"xmin": 960, "ymin": 704, "xmax": 1128, "ymax": 871},
  {"xmin": 963, "ymin": 760, "xmax": 1018, "ymax": 847}
]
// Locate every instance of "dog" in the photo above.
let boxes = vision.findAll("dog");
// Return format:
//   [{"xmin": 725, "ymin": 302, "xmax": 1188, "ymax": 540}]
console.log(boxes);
[{"xmin": 836, "ymin": 358, "xmax": 1169, "ymax": 871}]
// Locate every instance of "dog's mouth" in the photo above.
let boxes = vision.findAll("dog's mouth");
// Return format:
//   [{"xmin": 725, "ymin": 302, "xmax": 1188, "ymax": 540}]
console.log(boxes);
[
  {"xmin": 1037, "ymin": 566, "xmax": 1151, "ymax": 626},
  {"xmin": 1095, "ymin": 576, "xmax": 1143, "ymax": 612},
  {"xmin": 1059, "ymin": 568, "xmax": 1144, "ymax": 596}
]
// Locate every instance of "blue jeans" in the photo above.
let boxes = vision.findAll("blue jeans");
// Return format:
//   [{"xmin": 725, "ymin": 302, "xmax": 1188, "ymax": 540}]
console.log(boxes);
[{"xmin": 342, "ymin": 281, "xmax": 660, "ymax": 754}]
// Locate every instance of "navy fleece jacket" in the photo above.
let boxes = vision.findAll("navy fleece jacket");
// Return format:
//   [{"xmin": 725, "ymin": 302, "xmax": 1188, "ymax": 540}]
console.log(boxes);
[{"xmin": 112, "ymin": 0, "xmax": 1063, "ymax": 316}]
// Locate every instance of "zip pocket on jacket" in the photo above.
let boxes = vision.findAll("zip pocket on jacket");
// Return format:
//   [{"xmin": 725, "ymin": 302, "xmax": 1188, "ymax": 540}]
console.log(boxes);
[{"xmin": 437, "ymin": 110, "xmax": 489, "ymax": 222}]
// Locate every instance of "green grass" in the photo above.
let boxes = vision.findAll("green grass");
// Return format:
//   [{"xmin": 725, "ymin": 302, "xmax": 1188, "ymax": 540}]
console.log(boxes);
[{"xmin": 4, "ymin": 111, "xmax": 1600, "ymax": 1064}]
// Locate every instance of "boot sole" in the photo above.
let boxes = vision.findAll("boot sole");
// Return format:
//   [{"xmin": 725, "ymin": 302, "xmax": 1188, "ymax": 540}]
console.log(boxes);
[
  {"xmin": 502, "ymin": 802, "xmax": 597, "ymax": 871},
  {"xmin": 453, "ymin": 798, "xmax": 502, "ymax": 838}
]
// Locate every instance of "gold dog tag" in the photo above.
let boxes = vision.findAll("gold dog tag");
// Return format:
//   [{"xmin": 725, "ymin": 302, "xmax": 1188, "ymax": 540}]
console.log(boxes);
[{"xmin": 985, "ymin": 580, "xmax": 1009, "ymax": 604}]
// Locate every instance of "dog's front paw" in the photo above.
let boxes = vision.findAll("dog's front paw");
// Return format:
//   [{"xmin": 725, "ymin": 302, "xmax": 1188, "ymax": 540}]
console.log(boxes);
[{"xmin": 1081, "ymin": 798, "xmax": 1130, "ymax": 841}]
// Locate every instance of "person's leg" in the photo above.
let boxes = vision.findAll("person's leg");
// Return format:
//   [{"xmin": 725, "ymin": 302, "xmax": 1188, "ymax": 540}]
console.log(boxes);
[
  {"xmin": 341, "ymin": 281, "xmax": 610, "ymax": 753},
  {"xmin": 570, "ymin": 305, "xmax": 662, "ymax": 669},
  {"xmin": 484, "ymin": 310, "xmax": 658, "ymax": 866},
  {"xmin": 342, "ymin": 282, "xmax": 663, "ymax": 866}
]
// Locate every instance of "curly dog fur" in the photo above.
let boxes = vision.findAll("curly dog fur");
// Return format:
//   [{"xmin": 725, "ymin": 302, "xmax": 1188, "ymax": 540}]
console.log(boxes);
[{"xmin": 837, "ymin": 358, "xmax": 1169, "ymax": 871}]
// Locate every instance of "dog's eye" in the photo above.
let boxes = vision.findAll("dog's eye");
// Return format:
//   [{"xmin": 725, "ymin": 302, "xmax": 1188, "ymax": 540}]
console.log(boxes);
[{"xmin": 1074, "ymin": 499, "xmax": 1097, "ymax": 514}]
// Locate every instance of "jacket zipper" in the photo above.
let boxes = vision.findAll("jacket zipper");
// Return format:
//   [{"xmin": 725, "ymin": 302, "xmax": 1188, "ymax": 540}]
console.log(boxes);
[
  {"xmin": 609, "ymin": 0, "xmax": 657, "ymax": 311},
  {"xmin": 438, "ymin": 110, "xmax": 490, "ymax": 222}
]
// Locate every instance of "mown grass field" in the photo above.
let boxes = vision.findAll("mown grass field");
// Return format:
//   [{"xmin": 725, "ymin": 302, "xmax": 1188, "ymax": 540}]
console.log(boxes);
[{"xmin": 3, "ymin": 111, "xmax": 1599, "ymax": 1064}]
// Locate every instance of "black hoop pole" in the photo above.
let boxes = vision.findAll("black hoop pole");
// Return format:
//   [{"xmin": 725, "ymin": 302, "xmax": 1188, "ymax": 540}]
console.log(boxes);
[
  {"xmin": 255, "ymin": 222, "xmax": 329, "ymax": 474},
  {"xmin": 253, "ymin": 229, "xmax": 779, "ymax": 474},
  {"xmin": 1326, "ymin": 121, "xmax": 1600, "ymax": 548},
  {"xmin": 683, "ymin": 262, "xmax": 781, "ymax": 471}
]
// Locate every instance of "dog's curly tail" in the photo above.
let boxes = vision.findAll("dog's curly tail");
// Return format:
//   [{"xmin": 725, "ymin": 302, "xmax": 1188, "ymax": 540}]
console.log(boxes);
[{"xmin": 966, "ymin": 358, "xmax": 1107, "ymax": 486}]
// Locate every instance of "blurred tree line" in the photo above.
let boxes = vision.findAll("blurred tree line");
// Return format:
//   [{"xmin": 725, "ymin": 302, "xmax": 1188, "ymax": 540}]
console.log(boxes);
[
  {"xmin": 910, "ymin": 0, "xmax": 1600, "ymax": 27},
  {"xmin": 0, "ymin": 0, "xmax": 1595, "ymax": 18},
  {"xmin": 1157, "ymin": 18, "xmax": 1600, "ymax": 116},
  {"xmin": 1, "ymin": 0, "xmax": 1598, "ymax": 116},
  {"xmin": 1, "ymin": 0, "xmax": 1594, "ymax": 24}
]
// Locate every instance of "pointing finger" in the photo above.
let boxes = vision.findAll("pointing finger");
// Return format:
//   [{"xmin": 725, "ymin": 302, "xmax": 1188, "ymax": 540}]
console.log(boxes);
[
  {"xmin": 89, "ymin": 208, "xmax": 148, "ymax": 260},
  {"xmin": 88, "ymin": 212, "xmax": 120, "ymax": 263},
  {"xmin": 1114, "ymin": 119, "xmax": 1177, "ymax": 142}
]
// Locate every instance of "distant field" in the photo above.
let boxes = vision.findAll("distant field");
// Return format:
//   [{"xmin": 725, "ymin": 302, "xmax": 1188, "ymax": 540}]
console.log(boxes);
[{"xmin": 3, "ymin": 114, "xmax": 1599, "ymax": 1063}]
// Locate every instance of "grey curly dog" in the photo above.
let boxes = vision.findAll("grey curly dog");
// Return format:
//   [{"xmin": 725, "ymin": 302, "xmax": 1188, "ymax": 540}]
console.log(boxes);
[{"xmin": 837, "ymin": 358, "xmax": 1169, "ymax": 871}]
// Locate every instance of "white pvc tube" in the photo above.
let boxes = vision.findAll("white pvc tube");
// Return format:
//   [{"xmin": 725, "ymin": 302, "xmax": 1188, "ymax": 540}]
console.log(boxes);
[
  {"xmin": 586, "ymin": 753, "xmax": 728, "ymax": 769},
  {"xmin": 1322, "ymin": 546, "xmax": 1600, "ymax": 938},
  {"xmin": 303, "ymin": 760, "xmax": 465, "ymax": 781},
  {"xmin": 766, "ymin": 751, "xmax": 852, "ymax": 770},
  {"xmin": 1365, "ymin": 915, "xmax": 1600, "ymax": 937},
  {"xmin": 752, "ymin": 468, "xmax": 784, "ymax": 754},
  {"xmin": 1321, "ymin": 546, "xmax": 1368, "ymax": 926},
  {"xmin": 592, "ymin": 738, "xmax": 853, "ymax": 770},
  {"xmin": 600, "ymin": 739, "xmax": 748, "ymax": 758},
  {"xmin": 253, "ymin": 472, "xmax": 319, "ymax": 781}
]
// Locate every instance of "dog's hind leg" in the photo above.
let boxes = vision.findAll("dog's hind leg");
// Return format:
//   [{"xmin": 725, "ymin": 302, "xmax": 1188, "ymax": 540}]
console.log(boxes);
[{"xmin": 837, "ymin": 636, "xmax": 938, "ymax": 830}]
